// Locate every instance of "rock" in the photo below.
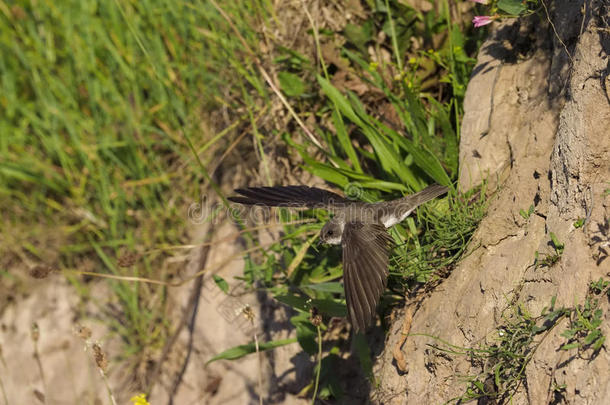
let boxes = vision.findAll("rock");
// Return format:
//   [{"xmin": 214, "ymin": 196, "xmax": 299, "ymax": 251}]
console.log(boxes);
[{"xmin": 373, "ymin": 1, "xmax": 610, "ymax": 403}]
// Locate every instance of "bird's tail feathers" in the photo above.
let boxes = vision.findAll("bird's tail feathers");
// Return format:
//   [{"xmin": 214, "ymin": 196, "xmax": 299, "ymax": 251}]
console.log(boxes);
[{"xmin": 402, "ymin": 184, "xmax": 449, "ymax": 208}]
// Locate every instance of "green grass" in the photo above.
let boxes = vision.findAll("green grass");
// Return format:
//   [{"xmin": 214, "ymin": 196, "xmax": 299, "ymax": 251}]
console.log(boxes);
[
  {"xmin": 534, "ymin": 231, "xmax": 565, "ymax": 268},
  {"xmin": 427, "ymin": 280, "xmax": 609, "ymax": 404},
  {"xmin": 0, "ymin": 0, "xmax": 270, "ymax": 380},
  {"xmin": 449, "ymin": 297, "xmax": 568, "ymax": 403},
  {"xmin": 0, "ymin": 0, "xmax": 270, "ymax": 250}
]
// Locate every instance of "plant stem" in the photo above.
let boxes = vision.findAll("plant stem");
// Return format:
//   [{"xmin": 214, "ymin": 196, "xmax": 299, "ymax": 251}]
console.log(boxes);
[{"xmin": 311, "ymin": 326, "xmax": 322, "ymax": 405}]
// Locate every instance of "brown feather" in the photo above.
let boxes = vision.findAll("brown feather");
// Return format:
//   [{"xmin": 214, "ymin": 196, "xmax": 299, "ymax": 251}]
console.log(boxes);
[
  {"xmin": 342, "ymin": 222, "xmax": 393, "ymax": 332},
  {"xmin": 228, "ymin": 185, "xmax": 349, "ymax": 208}
]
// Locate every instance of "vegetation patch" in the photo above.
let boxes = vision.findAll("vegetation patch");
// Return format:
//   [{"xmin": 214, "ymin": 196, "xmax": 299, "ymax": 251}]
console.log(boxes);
[{"xmin": 428, "ymin": 278, "xmax": 610, "ymax": 404}]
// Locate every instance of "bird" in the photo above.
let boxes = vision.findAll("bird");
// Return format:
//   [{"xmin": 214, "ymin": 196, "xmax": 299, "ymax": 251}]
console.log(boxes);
[{"xmin": 228, "ymin": 184, "xmax": 448, "ymax": 332}]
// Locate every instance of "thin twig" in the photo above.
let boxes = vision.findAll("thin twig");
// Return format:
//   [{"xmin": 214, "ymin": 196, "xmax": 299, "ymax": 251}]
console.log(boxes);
[
  {"xmin": 253, "ymin": 324, "xmax": 263, "ymax": 405},
  {"xmin": 150, "ymin": 219, "xmax": 316, "ymax": 253},
  {"xmin": 311, "ymin": 326, "xmax": 322, "ymax": 405},
  {"xmin": 31, "ymin": 324, "xmax": 48, "ymax": 404},
  {"xmin": 65, "ymin": 229, "xmax": 319, "ymax": 287},
  {"xmin": 541, "ymin": 0, "xmax": 574, "ymax": 66},
  {"xmin": 241, "ymin": 306, "xmax": 263, "ymax": 405},
  {"xmin": 208, "ymin": 0, "xmax": 326, "ymax": 151},
  {"xmin": 99, "ymin": 370, "xmax": 118, "ymax": 405}
]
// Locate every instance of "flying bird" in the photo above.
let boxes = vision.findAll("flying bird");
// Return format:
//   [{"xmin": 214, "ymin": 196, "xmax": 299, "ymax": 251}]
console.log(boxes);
[{"xmin": 228, "ymin": 184, "xmax": 448, "ymax": 332}]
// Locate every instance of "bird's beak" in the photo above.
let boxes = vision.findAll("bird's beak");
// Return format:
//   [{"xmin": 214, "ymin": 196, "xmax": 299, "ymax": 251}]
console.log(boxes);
[{"xmin": 316, "ymin": 238, "xmax": 324, "ymax": 247}]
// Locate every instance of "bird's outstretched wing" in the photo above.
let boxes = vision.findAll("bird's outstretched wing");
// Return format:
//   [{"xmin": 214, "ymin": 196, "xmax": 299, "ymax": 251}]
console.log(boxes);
[
  {"xmin": 228, "ymin": 185, "xmax": 350, "ymax": 208},
  {"xmin": 341, "ymin": 222, "xmax": 394, "ymax": 332}
]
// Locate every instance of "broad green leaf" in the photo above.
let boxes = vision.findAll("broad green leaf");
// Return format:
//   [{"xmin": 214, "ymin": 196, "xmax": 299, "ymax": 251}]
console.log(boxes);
[
  {"xmin": 560, "ymin": 342, "xmax": 580, "ymax": 351},
  {"xmin": 346, "ymin": 91, "xmax": 368, "ymax": 119},
  {"xmin": 312, "ymin": 298, "xmax": 346, "ymax": 317},
  {"xmin": 343, "ymin": 49, "xmax": 384, "ymax": 85},
  {"xmin": 212, "ymin": 275, "xmax": 229, "ymax": 294},
  {"xmin": 494, "ymin": 364, "xmax": 502, "ymax": 392},
  {"xmin": 311, "ymin": 165, "xmax": 349, "ymax": 187},
  {"xmin": 206, "ymin": 337, "xmax": 298, "ymax": 364},
  {"xmin": 278, "ymin": 71, "xmax": 306, "ymax": 97},
  {"xmin": 331, "ymin": 110, "xmax": 362, "ymax": 172},
  {"xmin": 393, "ymin": 135, "xmax": 451, "ymax": 186},
  {"xmin": 593, "ymin": 335, "xmax": 605, "ymax": 351},
  {"xmin": 309, "ymin": 264, "xmax": 344, "ymax": 283},
  {"xmin": 333, "ymin": 169, "xmax": 375, "ymax": 181},
  {"xmin": 291, "ymin": 314, "xmax": 318, "ymax": 355},
  {"xmin": 472, "ymin": 380, "xmax": 485, "ymax": 391},
  {"xmin": 343, "ymin": 21, "xmax": 373, "ymax": 53},
  {"xmin": 359, "ymin": 180, "xmax": 408, "ymax": 192},
  {"xmin": 317, "ymin": 76, "xmax": 362, "ymax": 126},
  {"xmin": 355, "ymin": 115, "xmax": 422, "ymax": 187},
  {"xmin": 350, "ymin": 117, "xmax": 418, "ymax": 186},
  {"xmin": 584, "ymin": 330, "xmax": 602, "ymax": 345},
  {"xmin": 304, "ymin": 282, "xmax": 344, "ymax": 293},
  {"xmin": 275, "ymin": 294, "xmax": 309, "ymax": 312},
  {"xmin": 550, "ymin": 232, "xmax": 564, "ymax": 253},
  {"xmin": 498, "ymin": 0, "xmax": 526, "ymax": 15},
  {"xmin": 363, "ymin": 128, "xmax": 405, "ymax": 178},
  {"xmin": 353, "ymin": 333, "xmax": 373, "ymax": 378}
]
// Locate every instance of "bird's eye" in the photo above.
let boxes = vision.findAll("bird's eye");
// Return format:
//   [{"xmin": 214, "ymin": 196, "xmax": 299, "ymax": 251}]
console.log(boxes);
[{"xmin": 327, "ymin": 230, "xmax": 333, "ymax": 236}]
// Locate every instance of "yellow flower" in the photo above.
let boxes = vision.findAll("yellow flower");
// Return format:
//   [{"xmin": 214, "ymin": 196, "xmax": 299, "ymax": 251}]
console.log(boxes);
[{"xmin": 130, "ymin": 394, "xmax": 151, "ymax": 405}]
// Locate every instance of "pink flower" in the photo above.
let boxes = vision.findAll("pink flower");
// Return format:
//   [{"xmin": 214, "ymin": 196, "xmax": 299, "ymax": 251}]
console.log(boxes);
[
  {"xmin": 469, "ymin": 0, "xmax": 489, "ymax": 4},
  {"xmin": 472, "ymin": 15, "xmax": 493, "ymax": 27}
]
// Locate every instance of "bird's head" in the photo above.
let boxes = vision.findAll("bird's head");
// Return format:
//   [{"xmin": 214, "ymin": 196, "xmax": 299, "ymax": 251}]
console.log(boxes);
[{"xmin": 319, "ymin": 219, "xmax": 344, "ymax": 245}]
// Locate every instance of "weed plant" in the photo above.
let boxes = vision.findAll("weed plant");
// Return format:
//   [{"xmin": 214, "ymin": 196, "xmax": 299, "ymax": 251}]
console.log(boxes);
[
  {"xmin": 210, "ymin": 0, "xmax": 488, "ymax": 401},
  {"xmin": 431, "ymin": 280, "xmax": 609, "ymax": 404}
]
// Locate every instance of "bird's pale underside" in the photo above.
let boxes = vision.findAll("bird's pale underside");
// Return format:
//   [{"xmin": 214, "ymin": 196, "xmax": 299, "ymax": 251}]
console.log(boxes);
[{"xmin": 228, "ymin": 184, "xmax": 448, "ymax": 332}]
